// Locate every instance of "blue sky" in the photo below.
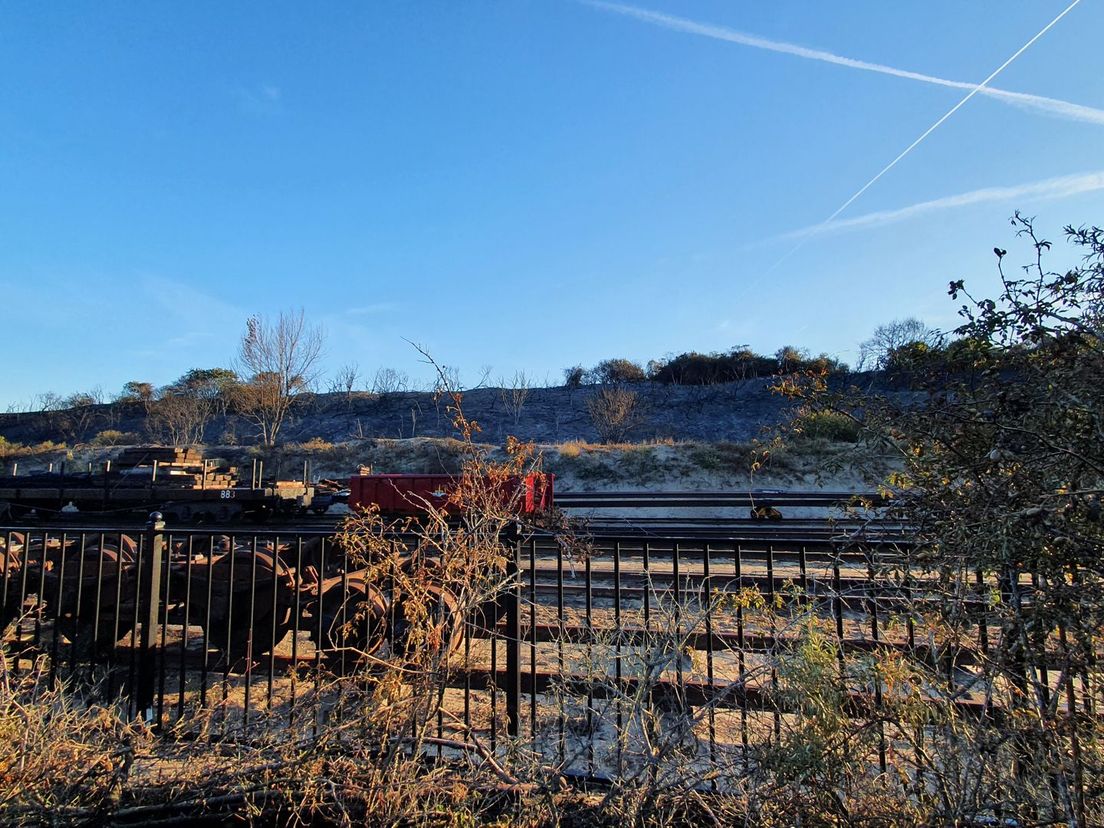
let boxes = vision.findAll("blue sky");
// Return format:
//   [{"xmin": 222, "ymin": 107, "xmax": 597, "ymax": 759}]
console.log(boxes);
[{"xmin": 3, "ymin": 1, "xmax": 1102, "ymax": 406}]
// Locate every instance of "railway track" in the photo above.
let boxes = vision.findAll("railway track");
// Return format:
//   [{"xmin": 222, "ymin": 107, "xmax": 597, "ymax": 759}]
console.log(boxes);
[{"xmin": 555, "ymin": 489, "xmax": 884, "ymax": 509}]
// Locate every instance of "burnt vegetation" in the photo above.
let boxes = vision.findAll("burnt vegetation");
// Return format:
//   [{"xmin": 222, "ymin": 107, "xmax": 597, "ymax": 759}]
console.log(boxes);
[{"xmin": 1, "ymin": 217, "xmax": 1103, "ymax": 824}]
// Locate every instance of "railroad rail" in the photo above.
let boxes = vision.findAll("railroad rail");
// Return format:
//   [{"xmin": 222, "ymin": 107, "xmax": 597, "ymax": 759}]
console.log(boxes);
[{"xmin": 554, "ymin": 489, "xmax": 885, "ymax": 509}]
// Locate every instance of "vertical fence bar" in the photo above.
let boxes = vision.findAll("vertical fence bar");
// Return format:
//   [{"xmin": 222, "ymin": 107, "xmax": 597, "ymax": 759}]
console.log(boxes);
[
  {"xmin": 157, "ymin": 536, "xmax": 172, "ymax": 726},
  {"xmin": 95, "ymin": 533, "xmax": 110, "ymax": 692},
  {"xmin": 832, "ymin": 550, "xmax": 845, "ymax": 674},
  {"xmin": 490, "ymin": 553, "xmax": 499, "ymax": 752},
  {"xmin": 504, "ymin": 525, "xmax": 522, "ymax": 737},
  {"xmin": 339, "ymin": 545, "xmax": 349, "ymax": 699},
  {"xmin": 222, "ymin": 535, "xmax": 236, "ymax": 731},
  {"xmin": 125, "ymin": 533, "xmax": 145, "ymax": 719},
  {"xmin": 135, "ymin": 513, "xmax": 165, "ymax": 725},
  {"xmin": 178, "ymin": 535, "xmax": 193, "ymax": 722},
  {"xmin": 1057, "ymin": 619, "xmax": 1087, "ymax": 827},
  {"xmin": 905, "ymin": 558, "xmax": 923, "ymax": 793},
  {"xmin": 267, "ymin": 537, "xmax": 278, "ymax": 711},
  {"xmin": 34, "ymin": 530, "xmax": 48, "ymax": 651},
  {"xmin": 735, "ymin": 542, "xmax": 748, "ymax": 754},
  {"xmin": 556, "ymin": 535, "xmax": 566, "ymax": 765},
  {"xmin": 766, "ymin": 543, "xmax": 779, "ymax": 743},
  {"xmin": 243, "ymin": 536, "xmax": 260, "ymax": 734},
  {"xmin": 201, "ymin": 534, "xmax": 214, "ymax": 710},
  {"xmin": 585, "ymin": 535, "xmax": 594, "ymax": 774},
  {"xmin": 0, "ymin": 531, "xmax": 11, "ymax": 642},
  {"xmin": 462, "ymin": 570, "xmax": 471, "ymax": 732},
  {"xmin": 613, "ymin": 539, "xmax": 623, "ymax": 776},
  {"xmin": 289, "ymin": 537, "xmax": 303, "ymax": 728},
  {"xmin": 673, "ymin": 541, "xmax": 683, "ymax": 693},
  {"xmin": 314, "ymin": 537, "xmax": 327, "ymax": 740},
  {"xmin": 69, "ymin": 534, "xmax": 88, "ymax": 672},
  {"xmin": 866, "ymin": 546, "xmax": 887, "ymax": 774},
  {"xmin": 529, "ymin": 536, "xmax": 538, "ymax": 748},
  {"xmin": 703, "ymin": 541, "xmax": 715, "ymax": 784},
  {"xmin": 48, "ymin": 531, "xmax": 68, "ymax": 687},
  {"xmin": 15, "ymin": 530, "xmax": 34, "ymax": 675},
  {"xmin": 127, "ymin": 531, "xmax": 145, "ymax": 716}
]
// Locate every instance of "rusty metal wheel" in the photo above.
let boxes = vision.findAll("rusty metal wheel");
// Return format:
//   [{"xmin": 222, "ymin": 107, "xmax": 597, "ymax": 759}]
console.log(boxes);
[
  {"xmin": 192, "ymin": 548, "xmax": 296, "ymax": 663},
  {"xmin": 307, "ymin": 572, "xmax": 388, "ymax": 664},
  {"xmin": 389, "ymin": 582, "xmax": 464, "ymax": 661},
  {"xmin": 0, "ymin": 538, "xmax": 23, "ymax": 631},
  {"xmin": 49, "ymin": 543, "xmax": 138, "ymax": 656}
]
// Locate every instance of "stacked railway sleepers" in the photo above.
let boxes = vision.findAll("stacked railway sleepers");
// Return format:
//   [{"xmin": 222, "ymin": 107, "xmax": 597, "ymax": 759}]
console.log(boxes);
[{"xmin": 115, "ymin": 446, "xmax": 238, "ymax": 488}]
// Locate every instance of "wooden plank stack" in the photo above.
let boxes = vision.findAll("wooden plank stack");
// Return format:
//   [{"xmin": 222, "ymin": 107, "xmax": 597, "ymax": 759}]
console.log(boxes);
[{"xmin": 114, "ymin": 447, "xmax": 241, "ymax": 490}]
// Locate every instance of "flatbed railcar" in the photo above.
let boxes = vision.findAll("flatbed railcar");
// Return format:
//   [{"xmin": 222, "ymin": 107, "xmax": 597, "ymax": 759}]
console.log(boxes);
[
  {"xmin": 0, "ymin": 447, "xmax": 317, "ymax": 522},
  {"xmin": 0, "ymin": 479, "xmax": 316, "ymax": 523}
]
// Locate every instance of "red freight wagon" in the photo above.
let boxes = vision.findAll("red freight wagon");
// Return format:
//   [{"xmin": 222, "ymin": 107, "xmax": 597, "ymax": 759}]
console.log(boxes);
[{"xmin": 347, "ymin": 473, "xmax": 553, "ymax": 516}]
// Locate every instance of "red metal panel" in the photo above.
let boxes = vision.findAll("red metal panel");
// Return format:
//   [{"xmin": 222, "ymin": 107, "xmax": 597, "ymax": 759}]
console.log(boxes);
[
  {"xmin": 348, "ymin": 474, "xmax": 455, "ymax": 514},
  {"xmin": 347, "ymin": 473, "xmax": 554, "ymax": 514}
]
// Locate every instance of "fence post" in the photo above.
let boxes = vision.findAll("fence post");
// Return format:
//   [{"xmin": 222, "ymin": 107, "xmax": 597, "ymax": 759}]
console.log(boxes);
[
  {"xmin": 504, "ymin": 522, "xmax": 522, "ymax": 737},
  {"xmin": 135, "ymin": 511, "xmax": 165, "ymax": 725}
]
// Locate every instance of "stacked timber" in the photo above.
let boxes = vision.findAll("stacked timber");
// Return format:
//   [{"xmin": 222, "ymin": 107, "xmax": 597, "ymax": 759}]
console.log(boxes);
[
  {"xmin": 114, "ymin": 447, "xmax": 240, "ymax": 490},
  {"xmin": 115, "ymin": 447, "xmax": 204, "ymax": 467}
]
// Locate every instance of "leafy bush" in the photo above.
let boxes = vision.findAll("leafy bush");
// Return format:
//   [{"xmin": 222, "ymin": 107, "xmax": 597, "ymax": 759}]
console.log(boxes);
[
  {"xmin": 90, "ymin": 430, "xmax": 140, "ymax": 446},
  {"xmin": 780, "ymin": 216, "xmax": 1104, "ymax": 824},
  {"xmin": 790, "ymin": 410, "xmax": 860, "ymax": 442},
  {"xmin": 650, "ymin": 347, "xmax": 847, "ymax": 385},
  {"xmin": 562, "ymin": 365, "xmax": 586, "ymax": 387},
  {"xmin": 296, "ymin": 437, "xmax": 334, "ymax": 452},
  {"xmin": 0, "ymin": 438, "xmax": 67, "ymax": 459},
  {"xmin": 557, "ymin": 439, "xmax": 588, "ymax": 458},
  {"xmin": 591, "ymin": 358, "xmax": 647, "ymax": 384}
]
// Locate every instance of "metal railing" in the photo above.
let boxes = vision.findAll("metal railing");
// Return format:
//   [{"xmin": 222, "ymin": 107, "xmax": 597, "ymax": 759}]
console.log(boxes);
[{"xmin": 0, "ymin": 516, "xmax": 1094, "ymax": 793}]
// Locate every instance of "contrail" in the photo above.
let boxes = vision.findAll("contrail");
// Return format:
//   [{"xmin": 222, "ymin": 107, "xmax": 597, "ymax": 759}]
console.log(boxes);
[
  {"xmin": 757, "ymin": 0, "xmax": 1083, "ymax": 282},
  {"xmin": 586, "ymin": 1, "xmax": 1104, "ymax": 127},
  {"xmin": 775, "ymin": 171, "xmax": 1104, "ymax": 242}
]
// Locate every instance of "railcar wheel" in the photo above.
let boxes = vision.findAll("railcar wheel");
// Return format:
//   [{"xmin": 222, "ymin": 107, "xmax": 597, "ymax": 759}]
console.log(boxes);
[
  {"xmin": 192, "ymin": 549, "xmax": 295, "ymax": 664},
  {"xmin": 389, "ymin": 583, "xmax": 464, "ymax": 662},
  {"xmin": 307, "ymin": 573, "xmax": 388, "ymax": 664},
  {"xmin": 0, "ymin": 542, "xmax": 23, "ymax": 631},
  {"xmin": 50, "ymin": 543, "xmax": 138, "ymax": 657}
]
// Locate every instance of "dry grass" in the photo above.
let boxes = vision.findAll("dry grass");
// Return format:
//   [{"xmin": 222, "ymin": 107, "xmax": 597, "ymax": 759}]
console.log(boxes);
[
  {"xmin": 545, "ymin": 438, "xmax": 896, "ymax": 490},
  {"xmin": 0, "ymin": 438, "xmax": 68, "ymax": 462}
]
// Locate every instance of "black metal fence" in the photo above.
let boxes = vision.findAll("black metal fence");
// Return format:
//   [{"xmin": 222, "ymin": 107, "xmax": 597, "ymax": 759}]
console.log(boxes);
[{"xmin": 0, "ymin": 517, "xmax": 1095, "ymax": 793}]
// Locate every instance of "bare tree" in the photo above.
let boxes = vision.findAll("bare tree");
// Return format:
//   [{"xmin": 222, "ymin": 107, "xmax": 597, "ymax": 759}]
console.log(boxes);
[
  {"xmin": 329, "ymin": 362, "xmax": 361, "ymax": 400},
  {"xmin": 498, "ymin": 371, "xmax": 531, "ymax": 426},
  {"xmin": 857, "ymin": 317, "xmax": 939, "ymax": 370},
  {"xmin": 33, "ymin": 392, "xmax": 65, "ymax": 412},
  {"xmin": 433, "ymin": 365, "xmax": 461, "ymax": 393},
  {"xmin": 371, "ymin": 367, "xmax": 409, "ymax": 394},
  {"xmin": 587, "ymin": 386, "xmax": 643, "ymax": 443},
  {"xmin": 237, "ymin": 309, "xmax": 325, "ymax": 446},
  {"xmin": 147, "ymin": 388, "xmax": 212, "ymax": 447}
]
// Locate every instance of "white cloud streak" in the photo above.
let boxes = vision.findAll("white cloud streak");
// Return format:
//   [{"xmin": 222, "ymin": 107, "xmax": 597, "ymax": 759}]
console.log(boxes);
[
  {"xmin": 586, "ymin": 1, "xmax": 1104, "ymax": 127},
  {"xmin": 777, "ymin": 170, "xmax": 1104, "ymax": 241}
]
